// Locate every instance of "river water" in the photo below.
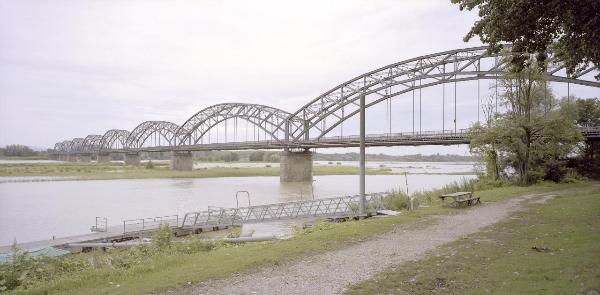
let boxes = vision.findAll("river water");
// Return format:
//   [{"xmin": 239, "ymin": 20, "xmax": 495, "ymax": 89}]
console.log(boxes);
[{"xmin": 0, "ymin": 161, "xmax": 476, "ymax": 246}]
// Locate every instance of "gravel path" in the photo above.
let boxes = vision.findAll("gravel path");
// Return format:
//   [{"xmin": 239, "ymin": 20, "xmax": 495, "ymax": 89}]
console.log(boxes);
[{"xmin": 173, "ymin": 193, "xmax": 555, "ymax": 295}]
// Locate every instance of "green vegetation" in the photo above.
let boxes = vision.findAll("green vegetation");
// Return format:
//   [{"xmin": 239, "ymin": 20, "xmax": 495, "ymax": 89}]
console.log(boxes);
[
  {"xmin": 0, "ymin": 145, "xmax": 49, "ymax": 160},
  {"xmin": 0, "ymin": 162, "xmax": 392, "ymax": 179},
  {"xmin": 1, "ymin": 181, "xmax": 587, "ymax": 294},
  {"xmin": 570, "ymin": 98, "xmax": 600, "ymax": 179},
  {"xmin": 468, "ymin": 58, "xmax": 593, "ymax": 184},
  {"xmin": 346, "ymin": 184, "xmax": 600, "ymax": 294},
  {"xmin": 452, "ymin": 0, "xmax": 600, "ymax": 79}
]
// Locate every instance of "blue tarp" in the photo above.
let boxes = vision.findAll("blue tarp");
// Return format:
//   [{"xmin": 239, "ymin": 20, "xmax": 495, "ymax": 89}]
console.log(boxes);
[{"xmin": 0, "ymin": 246, "xmax": 70, "ymax": 263}]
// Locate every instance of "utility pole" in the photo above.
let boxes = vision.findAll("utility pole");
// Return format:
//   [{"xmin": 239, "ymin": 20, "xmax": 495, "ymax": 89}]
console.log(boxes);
[{"xmin": 359, "ymin": 93, "xmax": 366, "ymax": 216}]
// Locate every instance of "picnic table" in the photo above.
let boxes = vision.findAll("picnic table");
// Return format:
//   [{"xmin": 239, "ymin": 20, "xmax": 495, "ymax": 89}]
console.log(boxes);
[{"xmin": 439, "ymin": 191, "xmax": 481, "ymax": 207}]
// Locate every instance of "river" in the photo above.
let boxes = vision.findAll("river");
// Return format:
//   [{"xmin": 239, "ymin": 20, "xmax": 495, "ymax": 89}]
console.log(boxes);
[{"xmin": 0, "ymin": 161, "xmax": 476, "ymax": 246}]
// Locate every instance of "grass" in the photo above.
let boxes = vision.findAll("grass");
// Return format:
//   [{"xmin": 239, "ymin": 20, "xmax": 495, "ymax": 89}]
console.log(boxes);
[
  {"xmin": 3, "ymin": 181, "xmax": 588, "ymax": 294},
  {"xmin": 0, "ymin": 162, "xmax": 392, "ymax": 180},
  {"xmin": 345, "ymin": 183, "xmax": 600, "ymax": 294}
]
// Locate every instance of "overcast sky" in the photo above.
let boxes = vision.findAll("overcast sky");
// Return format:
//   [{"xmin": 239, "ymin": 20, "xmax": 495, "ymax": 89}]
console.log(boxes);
[{"xmin": 1, "ymin": 0, "xmax": 598, "ymax": 155}]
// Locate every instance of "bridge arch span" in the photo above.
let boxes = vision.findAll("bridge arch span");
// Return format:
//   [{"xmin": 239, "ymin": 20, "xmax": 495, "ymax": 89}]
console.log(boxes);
[
  {"xmin": 100, "ymin": 129, "xmax": 130, "ymax": 151},
  {"xmin": 80, "ymin": 135, "xmax": 102, "ymax": 153},
  {"xmin": 68, "ymin": 138, "xmax": 85, "ymax": 153},
  {"xmin": 54, "ymin": 140, "xmax": 72, "ymax": 153},
  {"xmin": 288, "ymin": 45, "xmax": 600, "ymax": 141},
  {"xmin": 176, "ymin": 103, "xmax": 304, "ymax": 145},
  {"xmin": 126, "ymin": 121, "xmax": 179, "ymax": 149}
]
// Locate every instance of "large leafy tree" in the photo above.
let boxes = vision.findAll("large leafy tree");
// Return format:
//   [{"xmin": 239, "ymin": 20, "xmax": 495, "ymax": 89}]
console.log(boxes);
[
  {"xmin": 451, "ymin": 0, "xmax": 600, "ymax": 79},
  {"xmin": 572, "ymin": 98, "xmax": 600, "ymax": 178},
  {"xmin": 469, "ymin": 59, "xmax": 582, "ymax": 184}
]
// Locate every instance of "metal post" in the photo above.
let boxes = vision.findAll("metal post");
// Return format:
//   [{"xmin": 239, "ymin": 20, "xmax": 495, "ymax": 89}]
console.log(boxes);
[
  {"xmin": 284, "ymin": 119, "xmax": 290, "ymax": 151},
  {"xmin": 359, "ymin": 93, "xmax": 366, "ymax": 216}
]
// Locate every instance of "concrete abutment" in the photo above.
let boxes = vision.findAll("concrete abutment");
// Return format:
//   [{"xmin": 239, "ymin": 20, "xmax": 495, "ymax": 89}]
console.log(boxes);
[
  {"xmin": 171, "ymin": 151, "xmax": 193, "ymax": 171},
  {"xmin": 125, "ymin": 152, "xmax": 141, "ymax": 166},
  {"xmin": 97, "ymin": 153, "xmax": 111, "ymax": 163},
  {"xmin": 78, "ymin": 154, "xmax": 92, "ymax": 162},
  {"xmin": 280, "ymin": 150, "xmax": 313, "ymax": 182}
]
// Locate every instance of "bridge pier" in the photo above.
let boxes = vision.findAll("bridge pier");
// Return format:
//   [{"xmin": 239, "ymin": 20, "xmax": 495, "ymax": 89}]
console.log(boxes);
[
  {"xmin": 171, "ymin": 151, "xmax": 193, "ymax": 171},
  {"xmin": 97, "ymin": 153, "xmax": 111, "ymax": 163},
  {"xmin": 57, "ymin": 154, "xmax": 66, "ymax": 161},
  {"xmin": 67, "ymin": 154, "xmax": 78, "ymax": 162},
  {"xmin": 125, "ymin": 152, "xmax": 141, "ymax": 166},
  {"xmin": 280, "ymin": 150, "xmax": 313, "ymax": 182},
  {"xmin": 78, "ymin": 154, "xmax": 92, "ymax": 162}
]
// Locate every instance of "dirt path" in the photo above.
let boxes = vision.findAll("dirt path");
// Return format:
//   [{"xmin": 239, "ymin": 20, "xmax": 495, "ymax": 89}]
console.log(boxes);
[{"xmin": 173, "ymin": 193, "xmax": 555, "ymax": 295}]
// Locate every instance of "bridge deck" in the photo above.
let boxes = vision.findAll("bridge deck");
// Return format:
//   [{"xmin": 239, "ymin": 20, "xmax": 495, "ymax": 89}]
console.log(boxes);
[{"xmin": 57, "ymin": 127, "xmax": 600, "ymax": 154}]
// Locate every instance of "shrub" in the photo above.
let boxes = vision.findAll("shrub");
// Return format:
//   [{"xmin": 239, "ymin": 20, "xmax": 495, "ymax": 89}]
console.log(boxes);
[
  {"xmin": 145, "ymin": 160, "xmax": 154, "ymax": 169},
  {"xmin": 382, "ymin": 189, "xmax": 410, "ymax": 211},
  {"xmin": 152, "ymin": 224, "xmax": 173, "ymax": 250}
]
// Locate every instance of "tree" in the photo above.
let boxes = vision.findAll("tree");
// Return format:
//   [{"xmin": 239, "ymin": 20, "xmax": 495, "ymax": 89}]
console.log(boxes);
[
  {"xmin": 575, "ymin": 98, "xmax": 600, "ymax": 126},
  {"xmin": 3, "ymin": 145, "xmax": 36, "ymax": 157},
  {"xmin": 571, "ymin": 98, "xmax": 600, "ymax": 178},
  {"xmin": 469, "ymin": 58, "xmax": 582, "ymax": 184},
  {"xmin": 451, "ymin": 0, "xmax": 600, "ymax": 79}
]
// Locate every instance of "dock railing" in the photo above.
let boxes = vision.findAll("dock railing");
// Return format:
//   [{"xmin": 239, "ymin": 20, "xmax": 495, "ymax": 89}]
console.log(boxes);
[
  {"xmin": 181, "ymin": 192, "xmax": 387, "ymax": 229},
  {"xmin": 122, "ymin": 215, "xmax": 179, "ymax": 235}
]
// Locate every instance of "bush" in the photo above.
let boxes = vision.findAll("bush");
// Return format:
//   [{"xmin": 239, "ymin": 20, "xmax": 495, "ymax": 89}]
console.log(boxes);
[
  {"xmin": 145, "ymin": 160, "xmax": 155, "ymax": 169},
  {"xmin": 382, "ymin": 189, "xmax": 410, "ymax": 211},
  {"xmin": 152, "ymin": 224, "xmax": 173, "ymax": 250}
]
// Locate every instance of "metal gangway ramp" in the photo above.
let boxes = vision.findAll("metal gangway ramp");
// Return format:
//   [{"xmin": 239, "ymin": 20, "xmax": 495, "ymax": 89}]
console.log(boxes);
[{"xmin": 180, "ymin": 193, "xmax": 386, "ymax": 229}]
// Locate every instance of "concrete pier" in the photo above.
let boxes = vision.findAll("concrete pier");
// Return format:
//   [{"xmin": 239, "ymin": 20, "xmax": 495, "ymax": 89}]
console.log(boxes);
[
  {"xmin": 280, "ymin": 150, "xmax": 313, "ymax": 182},
  {"xmin": 78, "ymin": 154, "xmax": 92, "ymax": 162},
  {"xmin": 97, "ymin": 153, "xmax": 111, "ymax": 163},
  {"xmin": 125, "ymin": 152, "xmax": 141, "ymax": 166},
  {"xmin": 171, "ymin": 151, "xmax": 193, "ymax": 171},
  {"xmin": 58, "ymin": 154, "xmax": 67, "ymax": 161},
  {"xmin": 67, "ymin": 154, "xmax": 78, "ymax": 162}
]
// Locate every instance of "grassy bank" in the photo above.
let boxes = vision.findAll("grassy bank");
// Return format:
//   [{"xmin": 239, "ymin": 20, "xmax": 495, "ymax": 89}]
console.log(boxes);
[
  {"xmin": 0, "ymin": 162, "xmax": 393, "ymax": 179},
  {"xmin": 346, "ymin": 184, "xmax": 600, "ymax": 294},
  {"xmin": 2, "ymin": 181, "xmax": 589, "ymax": 294}
]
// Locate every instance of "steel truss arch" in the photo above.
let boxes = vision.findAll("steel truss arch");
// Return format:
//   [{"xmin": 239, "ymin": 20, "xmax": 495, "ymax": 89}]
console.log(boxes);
[
  {"xmin": 176, "ymin": 103, "xmax": 304, "ymax": 145},
  {"xmin": 288, "ymin": 45, "xmax": 600, "ymax": 141},
  {"xmin": 100, "ymin": 129, "xmax": 130, "ymax": 151},
  {"xmin": 126, "ymin": 121, "xmax": 180, "ymax": 149},
  {"xmin": 54, "ymin": 140, "xmax": 72, "ymax": 153},
  {"xmin": 80, "ymin": 135, "xmax": 102, "ymax": 153},
  {"xmin": 68, "ymin": 138, "xmax": 85, "ymax": 154}
]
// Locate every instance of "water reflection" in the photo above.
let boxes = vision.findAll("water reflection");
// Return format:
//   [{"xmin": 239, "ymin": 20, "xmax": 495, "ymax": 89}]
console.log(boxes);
[{"xmin": 278, "ymin": 181, "xmax": 315, "ymax": 202}]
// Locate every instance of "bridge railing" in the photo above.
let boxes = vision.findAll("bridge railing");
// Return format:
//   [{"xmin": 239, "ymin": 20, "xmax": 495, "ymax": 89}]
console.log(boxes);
[{"xmin": 313, "ymin": 129, "xmax": 469, "ymax": 143}]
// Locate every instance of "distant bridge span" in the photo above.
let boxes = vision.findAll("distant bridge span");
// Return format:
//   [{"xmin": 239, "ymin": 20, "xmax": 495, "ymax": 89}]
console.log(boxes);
[{"xmin": 52, "ymin": 45, "xmax": 600, "ymax": 181}]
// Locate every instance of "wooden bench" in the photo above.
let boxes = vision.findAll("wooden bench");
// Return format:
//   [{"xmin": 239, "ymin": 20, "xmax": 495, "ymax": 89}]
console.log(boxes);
[{"xmin": 439, "ymin": 192, "xmax": 481, "ymax": 208}]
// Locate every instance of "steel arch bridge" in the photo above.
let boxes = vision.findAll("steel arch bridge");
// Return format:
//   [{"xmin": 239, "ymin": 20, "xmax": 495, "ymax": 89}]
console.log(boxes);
[{"xmin": 53, "ymin": 46, "xmax": 600, "ymax": 155}]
